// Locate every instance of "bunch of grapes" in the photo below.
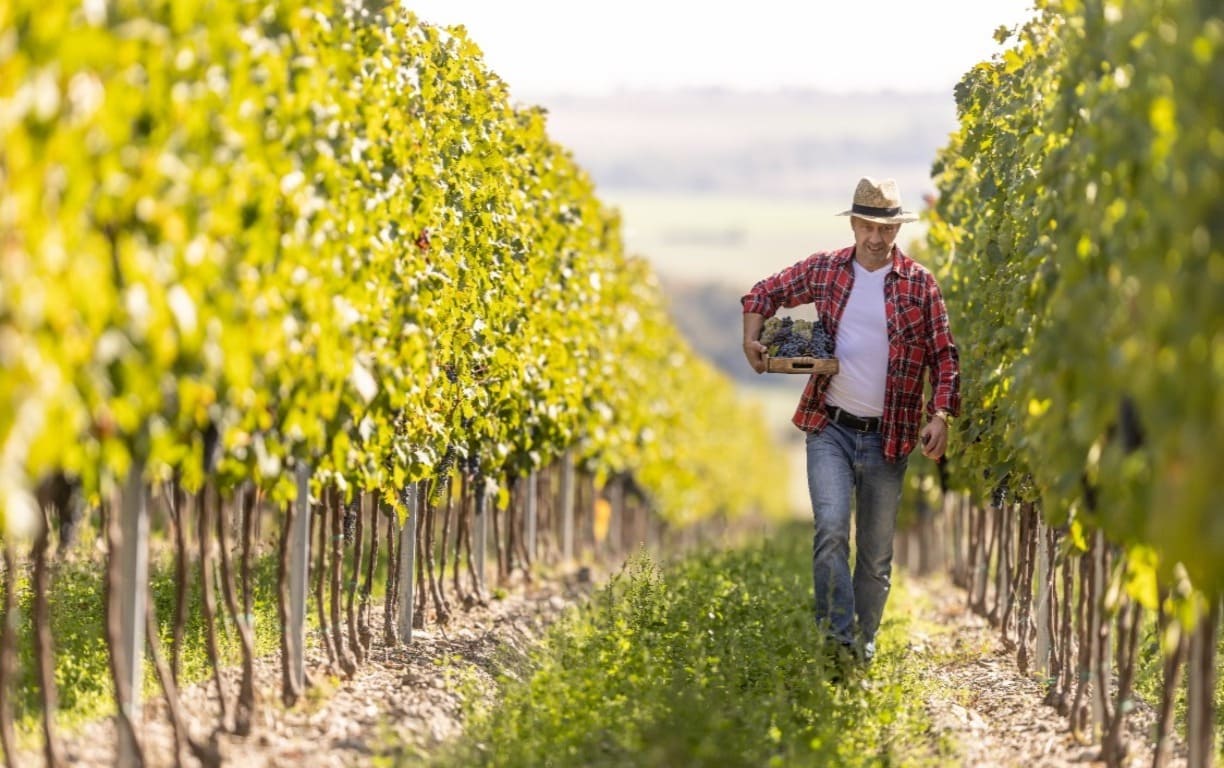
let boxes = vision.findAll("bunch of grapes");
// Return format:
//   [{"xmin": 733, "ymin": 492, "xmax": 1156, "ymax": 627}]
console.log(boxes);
[
  {"xmin": 425, "ymin": 442, "xmax": 465, "ymax": 505},
  {"xmin": 760, "ymin": 316, "xmax": 834, "ymax": 358},
  {"xmin": 343, "ymin": 499, "xmax": 359, "ymax": 545},
  {"xmin": 462, "ymin": 449, "xmax": 480, "ymax": 477}
]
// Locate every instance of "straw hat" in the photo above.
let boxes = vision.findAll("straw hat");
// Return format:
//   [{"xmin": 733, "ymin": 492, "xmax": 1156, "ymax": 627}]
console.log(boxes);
[{"xmin": 837, "ymin": 177, "xmax": 919, "ymax": 224}]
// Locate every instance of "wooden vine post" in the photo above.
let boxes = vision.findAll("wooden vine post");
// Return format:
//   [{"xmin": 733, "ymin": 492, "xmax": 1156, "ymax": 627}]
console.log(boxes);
[
  {"xmin": 117, "ymin": 462, "xmax": 149, "ymax": 767},
  {"xmin": 609, "ymin": 475, "xmax": 625, "ymax": 557},
  {"xmin": 560, "ymin": 449, "xmax": 575, "ymax": 564},
  {"xmin": 1186, "ymin": 598, "xmax": 1219, "ymax": 768},
  {"xmin": 397, "ymin": 483, "xmax": 417, "ymax": 644},
  {"xmin": 475, "ymin": 478, "xmax": 488, "ymax": 595},
  {"xmin": 288, "ymin": 463, "xmax": 312, "ymax": 693},
  {"xmin": 1034, "ymin": 520, "xmax": 1052, "ymax": 681},
  {"xmin": 1091, "ymin": 530, "xmax": 1110, "ymax": 742},
  {"xmin": 949, "ymin": 493, "xmax": 966, "ymax": 588},
  {"xmin": 526, "ymin": 470, "xmax": 538, "ymax": 564}
]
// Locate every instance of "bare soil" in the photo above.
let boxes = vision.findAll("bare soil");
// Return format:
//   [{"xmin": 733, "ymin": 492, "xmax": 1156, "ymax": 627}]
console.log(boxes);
[
  {"xmin": 909, "ymin": 572, "xmax": 1186, "ymax": 768},
  {"xmin": 32, "ymin": 568, "xmax": 1187, "ymax": 768}
]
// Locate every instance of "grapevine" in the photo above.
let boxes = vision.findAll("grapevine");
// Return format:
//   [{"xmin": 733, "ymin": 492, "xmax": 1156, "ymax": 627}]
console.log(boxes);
[
  {"xmin": 923, "ymin": 0, "xmax": 1223, "ymax": 590},
  {"xmin": 909, "ymin": 1, "xmax": 1224, "ymax": 761},
  {"xmin": 0, "ymin": 2, "xmax": 797, "ymax": 761},
  {"xmin": 0, "ymin": 1, "xmax": 790, "ymax": 535}
]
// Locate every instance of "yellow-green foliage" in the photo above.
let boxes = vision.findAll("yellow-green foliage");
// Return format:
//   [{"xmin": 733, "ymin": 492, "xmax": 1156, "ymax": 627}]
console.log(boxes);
[
  {"xmin": 0, "ymin": 2, "xmax": 788, "ymax": 533},
  {"xmin": 927, "ymin": 0, "xmax": 1223, "ymax": 589}
]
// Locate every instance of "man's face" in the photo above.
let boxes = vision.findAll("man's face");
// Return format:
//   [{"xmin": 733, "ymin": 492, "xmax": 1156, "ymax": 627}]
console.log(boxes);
[{"xmin": 851, "ymin": 217, "xmax": 901, "ymax": 261}]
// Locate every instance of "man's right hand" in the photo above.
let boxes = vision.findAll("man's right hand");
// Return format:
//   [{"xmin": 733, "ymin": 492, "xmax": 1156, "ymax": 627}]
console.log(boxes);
[{"xmin": 743, "ymin": 339, "xmax": 768, "ymax": 374}]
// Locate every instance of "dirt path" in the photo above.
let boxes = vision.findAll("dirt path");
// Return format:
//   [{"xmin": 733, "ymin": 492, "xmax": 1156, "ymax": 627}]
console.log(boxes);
[
  {"xmin": 40, "ymin": 567, "xmax": 1186, "ymax": 767},
  {"xmin": 907, "ymin": 572, "xmax": 1185, "ymax": 768},
  {"xmin": 49, "ymin": 572, "xmax": 594, "ymax": 768}
]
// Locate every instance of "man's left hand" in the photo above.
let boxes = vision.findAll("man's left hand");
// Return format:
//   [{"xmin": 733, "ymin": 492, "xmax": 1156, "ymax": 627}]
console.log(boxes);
[{"xmin": 919, "ymin": 416, "xmax": 948, "ymax": 460}]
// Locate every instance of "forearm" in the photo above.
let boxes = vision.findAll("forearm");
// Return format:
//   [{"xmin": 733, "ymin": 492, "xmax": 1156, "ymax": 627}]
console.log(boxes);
[
  {"xmin": 742, "ymin": 313, "xmax": 767, "ymax": 374},
  {"xmin": 743, "ymin": 312, "xmax": 764, "ymax": 345},
  {"xmin": 926, "ymin": 283, "xmax": 961, "ymax": 416},
  {"xmin": 927, "ymin": 346, "xmax": 961, "ymax": 416}
]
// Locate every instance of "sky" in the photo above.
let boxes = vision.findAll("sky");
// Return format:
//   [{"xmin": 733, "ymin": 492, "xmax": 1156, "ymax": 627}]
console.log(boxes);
[{"xmin": 401, "ymin": 0, "xmax": 1040, "ymax": 98}]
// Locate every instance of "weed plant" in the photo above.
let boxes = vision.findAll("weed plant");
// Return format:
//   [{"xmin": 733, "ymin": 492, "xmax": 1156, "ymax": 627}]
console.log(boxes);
[
  {"xmin": 436, "ymin": 525, "xmax": 951, "ymax": 767},
  {"xmin": 2, "ymin": 546, "xmax": 284, "ymax": 743},
  {"xmin": 1131, "ymin": 614, "xmax": 1224, "ymax": 751}
]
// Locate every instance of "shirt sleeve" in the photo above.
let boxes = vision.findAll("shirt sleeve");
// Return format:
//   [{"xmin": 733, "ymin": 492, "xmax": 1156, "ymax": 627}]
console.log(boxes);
[
  {"xmin": 740, "ymin": 254, "xmax": 822, "ymax": 317},
  {"xmin": 925, "ymin": 277, "xmax": 961, "ymax": 417}
]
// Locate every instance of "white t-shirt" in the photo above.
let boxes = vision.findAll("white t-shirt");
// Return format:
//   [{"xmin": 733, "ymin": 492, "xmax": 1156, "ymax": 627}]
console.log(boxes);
[{"xmin": 825, "ymin": 259, "xmax": 891, "ymax": 417}]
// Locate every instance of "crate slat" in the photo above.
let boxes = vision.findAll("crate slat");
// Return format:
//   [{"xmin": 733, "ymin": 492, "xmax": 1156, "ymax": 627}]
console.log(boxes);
[{"xmin": 764, "ymin": 356, "xmax": 839, "ymax": 375}]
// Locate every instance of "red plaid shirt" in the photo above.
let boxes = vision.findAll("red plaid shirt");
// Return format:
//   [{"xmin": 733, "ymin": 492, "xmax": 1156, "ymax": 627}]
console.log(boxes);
[{"xmin": 742, "ymin": 245, "xmax": 960, "ymax": 461}]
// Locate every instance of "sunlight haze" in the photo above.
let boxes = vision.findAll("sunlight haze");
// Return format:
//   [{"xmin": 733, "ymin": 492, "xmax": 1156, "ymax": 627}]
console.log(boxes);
[{"xmin": 402, "ymin": 0, "xmax": 1039, "ymax": 97}]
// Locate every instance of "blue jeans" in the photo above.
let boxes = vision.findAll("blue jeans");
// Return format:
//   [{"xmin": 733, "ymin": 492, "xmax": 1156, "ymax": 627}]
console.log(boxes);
[{"xmin": 805, "ymin": 420, "xmax": 908, "ymax": 655}]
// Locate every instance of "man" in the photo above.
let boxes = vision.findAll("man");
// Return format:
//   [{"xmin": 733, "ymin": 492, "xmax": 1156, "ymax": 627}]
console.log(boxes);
[{"xmin": 741, "ymin": 176, "xmax": 960, "ymax": 665}]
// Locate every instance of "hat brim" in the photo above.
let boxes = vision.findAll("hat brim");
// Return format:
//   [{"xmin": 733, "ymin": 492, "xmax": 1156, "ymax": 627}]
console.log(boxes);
[{"xmin": 837, "ymin": 209, "xmax": 920, "ymax": 224}]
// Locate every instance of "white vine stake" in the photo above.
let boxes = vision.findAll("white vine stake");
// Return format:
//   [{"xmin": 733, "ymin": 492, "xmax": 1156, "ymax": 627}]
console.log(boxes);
[
  {"xmin": 117, "ymin": 461, "xmax": 149, "ymax": 767},
  {"xmin": 397, "ymin": 483, "xmax": 417, "ymax": 644},
  {"xmin": 526, "ymin": 470, "xmax": 538, "ymax": 563},
  {"xmin": 1034, "ymin": 520, "xmax": 1051, "ymax": 679},
  {"xmin": 288, "ymin": 463, "xmax": 311, "ymax": 692},
  {"xmin": 561, "ymin": 448, "xmax": 575, "ymax": 564},
  {"xmin": 475, "ymin": 480, "xmax": 488, "ymax": 595}
]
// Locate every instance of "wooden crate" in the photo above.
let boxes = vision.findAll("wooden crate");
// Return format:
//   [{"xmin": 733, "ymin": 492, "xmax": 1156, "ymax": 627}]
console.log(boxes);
[{"xmin": 765, "ymin": 356, "xmax": 839, "ymax": 375}]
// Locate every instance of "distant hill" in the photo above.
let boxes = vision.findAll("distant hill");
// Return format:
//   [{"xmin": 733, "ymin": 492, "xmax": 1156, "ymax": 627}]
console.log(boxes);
[{"xmin": 532, "ymin": 87, "xmax": 954, "ymax": 200}]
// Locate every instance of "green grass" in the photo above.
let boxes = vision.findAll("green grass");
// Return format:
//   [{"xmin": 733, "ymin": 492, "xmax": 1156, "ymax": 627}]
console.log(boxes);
[
  {"xmin": 1131, "ymin": 611, "xmax": 1224, "ymax": 754},
  {"xmin": 430, "ymin": 524, "xmax": 952, "ymax": 768},
  {"xmin": 3, "ymin": 537, "xmax": 286, "ymax": 745}
]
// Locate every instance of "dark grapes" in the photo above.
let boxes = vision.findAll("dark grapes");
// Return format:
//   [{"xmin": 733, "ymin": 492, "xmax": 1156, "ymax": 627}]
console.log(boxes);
[
  {"xmin": 430, "ymin": 444, "xmax": 458, "ymax": 503},
  {"xmin": 343, "ymin": 500, "xmax": 359, "ymax": 545},
  {"xmin": 760, "ymin": 315, "xmax": 834, "ymax": 358}
]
